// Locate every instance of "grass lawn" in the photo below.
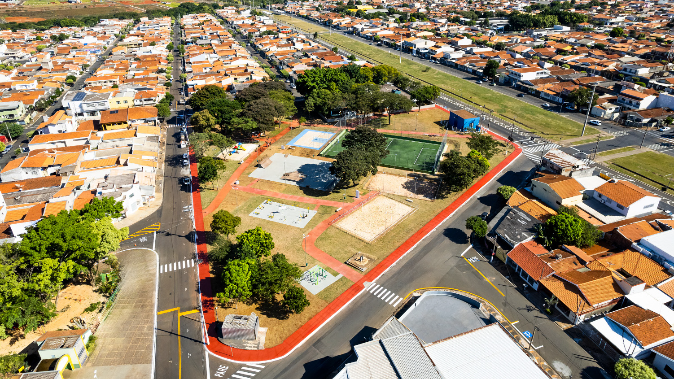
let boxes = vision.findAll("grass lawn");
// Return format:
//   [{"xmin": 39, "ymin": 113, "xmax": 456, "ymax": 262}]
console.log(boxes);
[
  {"xmin": 382, "ymin": 108, "xmax": 450, "ymax": 134},
  {"xmin": 321, "ymin": 132, "xmax": 441, "ymax": 173},
  {"xmin": 273, "ymin": 15, "xmax": 598, "ymax": 140},
  {"xmin": 596, "ymin": 146, "xmax": 636, "ymax": 157},
  {"xmin": 607, "ymin": 151, "xmax": 674, "ymax": 194},
  {"xmin": 569, "ymin": 135, "xmax": 614, "ymax": 146}
]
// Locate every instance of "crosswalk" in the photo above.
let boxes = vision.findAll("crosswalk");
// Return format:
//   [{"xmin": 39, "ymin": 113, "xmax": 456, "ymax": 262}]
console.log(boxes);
[
  {"xmin": 124, "ymin": 222, "xmax": 160, "ymax": 240},
  {"xmin": 230, "ymin": 363, "xmax": 265, "ymax": 379},
  {"xmin": 366, "ymin": 282, "xmax": 404, "ymax": 307},
  {"xmin": 521, "ymin": 143, "xmax": 560, "ymax": 162},
  {"xmin": 160, "ymin": 259, "xmax": 195, "ymax": 274}
]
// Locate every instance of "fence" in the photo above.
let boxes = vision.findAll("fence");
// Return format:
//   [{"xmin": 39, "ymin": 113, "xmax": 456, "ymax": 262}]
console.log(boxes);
[
  {"xmin": 433, "ymin": 132, "xmax": 448, "ymax": 173},
  {"xmin": 576, "ymin": 321, "xmax": 625, "ymax": 363},
  {"xmin": 328, "ymin": 191, "xmax": 379, "ymax": 226}
]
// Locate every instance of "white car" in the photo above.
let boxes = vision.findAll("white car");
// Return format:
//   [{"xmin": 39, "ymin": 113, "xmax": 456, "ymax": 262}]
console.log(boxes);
[
  {"xmin": 180, "ymin": 141, "xmax": 187, "ymax": 149},
  {"xmin": 589, "ymin": 120, "xmax": 602, "ymax": 126},
  {"xmin": 659, "ymin": 126, "xmax": 671, "ymax": 132},
  {"xmin": 543, "ymin": 103, "xmax": 551, "ymax": 108}
]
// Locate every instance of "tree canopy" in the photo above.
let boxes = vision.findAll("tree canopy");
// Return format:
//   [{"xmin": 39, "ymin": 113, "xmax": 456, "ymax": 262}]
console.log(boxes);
[
  {"xmin": 466, "ymin": 216, "xmax": 488, "ymax": 238},
  {"xmin": 467, "ymin": 133, "xmax": 501, "ymax": 159},
  {"xmin": 236, "ymin": 227, "xmax": 275, "ymax": 258},
  {"xmin": 497, "ymin": 185, "xmax": 517, "ymax": 200},
  {"xmin": 210, "ymin": 210, "xmax": 241, "ymax": 238},
  {"xmin": 187, "ymin": 85, "xmax": 228, "ymax": 111},
  {"xmin": 331, "ymin": 126, "xmax": 389, "ymax": 186},
  {"xmin": 614, "ymin": 358, "xmax": 656, "ymax": 379}
]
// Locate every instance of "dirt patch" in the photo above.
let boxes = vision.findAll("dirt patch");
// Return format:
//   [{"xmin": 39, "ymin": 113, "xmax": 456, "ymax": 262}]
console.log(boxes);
[
  {"xmin": 366, "ymin": 173, "xmax": 439, "ymax": 200},
  {"xmin": 0, "ymin": 284, "xmax": 105, "ymax": 355},
  {"xmin": 334, "ymin": 195, "xmax": 415, "ymax": 243}
]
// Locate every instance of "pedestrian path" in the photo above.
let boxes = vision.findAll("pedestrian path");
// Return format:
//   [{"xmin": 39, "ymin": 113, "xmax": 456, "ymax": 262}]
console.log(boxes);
[
  {"xmin": 124, "ymin": 222, "xmax": 161, "ymax": 240},
  {"xmin": 521, "ymin": 142, "xmax": 560, "ymax": 162},
  {"xmin": 229, "ymin": 363, "xmax": 265, "ymax": 379},
  {"xmin": 366, "ymin": 282, "xmax": 404, "ymax": 307},
  {"xmin": 160, "ymin": 259, "xmax": 195, "ymax": 274},
  {"xmin": 232, "ymin": 185, "xmax": 346, "ymax": 208}
]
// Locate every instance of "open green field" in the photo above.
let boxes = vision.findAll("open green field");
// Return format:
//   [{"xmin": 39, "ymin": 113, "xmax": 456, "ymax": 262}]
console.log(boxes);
[
  {"xmin": 320, "ymin": 132, "xmax": 442, "ymax": 173},
  {"xmin": 596, "ymin": 146, "xmax": 636, "ymax": 157},
  {"xmin": 569, "ymin": 135, "xmax": 613, "ymax": 146},
  {"xmin": 274, "ymin": 15, "xmax": 598, "ymax": 140},
  {"xmin": 607, "ymin": 151, "xmax": 674, "ymax": 193}
]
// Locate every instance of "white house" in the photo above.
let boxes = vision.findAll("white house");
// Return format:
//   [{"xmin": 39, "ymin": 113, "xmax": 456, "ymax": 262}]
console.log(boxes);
[
  {"xmin": 593, "ymin": 180, "xmax": 660, "ymax": 217},
  {"xmin": 507, "ymin": 67, "xmax": 550, "ymax": 83},
  {"xmin": 530, "ymin": 174, "xmax": 584, "ymax": 210},
  {"xmin": 617, "ymin": 89, "xmax": 658, "ymax": 110},
  {"xmin": 590, "ymin": 305, "xmax": 674, "ymax": 359},
  {"xmin": 654, "ymin": 340, "xmax": 674, "ymax": 379}
]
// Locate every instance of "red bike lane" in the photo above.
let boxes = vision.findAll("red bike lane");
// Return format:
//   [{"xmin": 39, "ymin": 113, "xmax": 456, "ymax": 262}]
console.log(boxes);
[{"xmin": 191, "ymin": 130, "xmax": 522, "ymax": 362}]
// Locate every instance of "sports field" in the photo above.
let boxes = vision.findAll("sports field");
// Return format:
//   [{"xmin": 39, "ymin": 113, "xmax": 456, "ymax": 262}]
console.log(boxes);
[{"xmin": 320, "ymin": 133, "xmax": 442, "ymax": 173}]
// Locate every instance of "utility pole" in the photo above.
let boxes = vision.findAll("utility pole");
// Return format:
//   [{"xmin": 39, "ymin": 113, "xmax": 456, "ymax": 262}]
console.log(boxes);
[
  {"xmin": 581, "ymin": 83, "xmax": 597, "ymax": 136},
  {"xmin": 399, "ymin": 34, "xmax": 402, "ymax": 64},
  {"xmin": 640, "ymin": 125, "xmax": 649, "ymax": 148}
]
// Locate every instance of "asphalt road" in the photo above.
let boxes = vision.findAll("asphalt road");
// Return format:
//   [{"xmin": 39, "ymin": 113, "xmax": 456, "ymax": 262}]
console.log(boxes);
[
  {"xmin": 275, "ymin": 15, "xmax": 674, "ymax": 158},
  {"xmin": 204, "ymin": 155, "xmax": 608, "ymax": 379}
]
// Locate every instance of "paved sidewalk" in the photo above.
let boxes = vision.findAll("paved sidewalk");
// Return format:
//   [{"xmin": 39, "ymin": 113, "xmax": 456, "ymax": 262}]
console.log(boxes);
[
  {"xmin": 194, "ymin": 129, "xmax": 523, "ymax": 361},
  {"xmin": 67, "ymin": 248, "xmax": 157, "ymax": 379},
  {"xmin": 203, "ymin": 126, "xmax": 293, "ymax": 215},
  {"xmin": 232, "ymin": 185, "xmax": 346, "ymax": 208}
]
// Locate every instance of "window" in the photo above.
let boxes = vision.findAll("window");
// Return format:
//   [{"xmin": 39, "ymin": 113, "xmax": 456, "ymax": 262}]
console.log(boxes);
[
  {"xmin": 116, "ymin": 101, "xmax": 120, "ymax": 105},
  {"xmin": 617, "ymin": 204, "xmax": 624, "ymax": 210},
  {"xmin": 644, "ymin": 204, "xmax": 654, "ymax": 209},
  {"xmin": 664, "ymin": 364, "xmax": 674, "ymax": 378}
]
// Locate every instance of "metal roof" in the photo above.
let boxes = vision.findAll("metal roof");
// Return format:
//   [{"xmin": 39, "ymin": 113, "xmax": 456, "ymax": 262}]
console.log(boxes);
[
  {"xmin": 381, "ymin": 333, "xmax": 441, "ymax": 379},
  {"xmin": 425, "ymin": 324, "xmax": 550, "ymax": 379}
]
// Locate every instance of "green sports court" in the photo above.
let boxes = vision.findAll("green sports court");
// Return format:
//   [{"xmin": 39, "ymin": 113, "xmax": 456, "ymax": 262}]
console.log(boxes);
[{"xmin": 320, "ymin": 131, "xmax": 444, "ymax": 173}]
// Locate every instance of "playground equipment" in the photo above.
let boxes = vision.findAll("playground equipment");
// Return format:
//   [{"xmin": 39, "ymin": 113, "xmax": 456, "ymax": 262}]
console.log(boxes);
[{"xmin": 228, "ymin": 142, "xmax": 247, "ymax": 156}]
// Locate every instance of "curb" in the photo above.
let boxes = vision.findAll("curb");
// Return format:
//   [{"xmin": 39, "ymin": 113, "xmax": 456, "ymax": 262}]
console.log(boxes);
[{"xmin": 192, "ymin": 128, "xmax": 522, "ymax": 362}]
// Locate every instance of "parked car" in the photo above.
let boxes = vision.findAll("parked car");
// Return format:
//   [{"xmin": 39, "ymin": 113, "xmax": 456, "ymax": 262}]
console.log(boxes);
[
  {"xmin": 183, "ymin": 153, "xmax": 188, "ymax": 159},
  {"xmin": 517, "ymin": 93, "xmax": 525, "ymax": 97},
  {"xmin": 1, "ymin": 145, "xmax": 11, "ymax": 155},
  {"xmin": 589, "ymin": 120, "xmax": 602, "ymax": 126},
  {"xmin": 290, "ymin": 83, "xmax": 296, "ymax": 89},
  {"xmin": 182, "ymin": 158, "xmax": 189, "ymax": 166},
  {"xmin": 180, "ymin": 141, "xmax": 187, "ymax": 149},
  {"xmin": 181, "ymin": 177, "xmax": 191, "ymax": 185},
  {"xmin": 543, "ymin": 103, "xmax": 551, "ymax": 108},
  {"xmin": 490, "ymin": 82, "xmax": 496, "ymax": 86},
  {"xmin": 659, "ymin": 126, "xmax": 671, "ymax": 132},
  {"xmin": 477, "ymin": 80, "xmax": 483, "ymax": 84}
]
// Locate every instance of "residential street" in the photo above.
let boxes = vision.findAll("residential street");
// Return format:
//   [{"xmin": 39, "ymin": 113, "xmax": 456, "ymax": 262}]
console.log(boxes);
[
  {"xmin": 275, "ymin": 15, "xmax": 674, "ymax": 158},
  {"xmin": 0, "ymin": 35, "xmax": 121, "ymax": 168}
]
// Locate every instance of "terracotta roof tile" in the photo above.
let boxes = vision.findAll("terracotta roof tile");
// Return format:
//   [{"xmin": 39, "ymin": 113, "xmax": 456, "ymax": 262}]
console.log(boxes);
[
  {"xmin": 607, "ymin": 305, "xmax": 674, "ymax": 346},
  {"xmin": 73, "ymin": 190, "xmax": 95, "ymax": 210},
  {"xmin": 616, "ymin": 220, "xmax": 662, "ymax": 242},
  {"xmin": 81, "ymin": 157, "xmax": 119, "ymax": 169},
  {"xmin": 102, "ymin": 130, "xmax": 135, "ymax": 141},
  {"xmin": 43, "ymin": 201, "xmax": 67, "ymax": 217},
  {"xmin": 654, "ymin": 340, "xmax": 674, "ymax": 360},
  {"xmin": 506, "ymin": 189, "xmax": 535, "ymax": 207},
  {"xmin": 0, "ymin": 176, "xmax": 62, "ymax": 194},
  {"xmin": 52, "ymin": 187, "xmax": 74, "ymax": 198},
  {"xmin": 506, "ymin": 240, "xmax": 554, "ymax": 280},
  {"xmin": 516, "ymin": 200, "xmax": 557, "ymax": 222},
  {"xmin": 595, "ymin": 180, "xmax": 657, "ymax": 208},
  {"xmin": 29, "ymin": 131, "xmax": 90, "ymax": 145},
  {"xmin": 597, "ymin": 249, "xmax": 671, "ymax": 286},
  {"xmin": 0, "ymin": 157, "xmax": 24, "ymax": 173},
  {"xmin": 534, "ymin": 174, "xmax": 584, "ymax": 199}
]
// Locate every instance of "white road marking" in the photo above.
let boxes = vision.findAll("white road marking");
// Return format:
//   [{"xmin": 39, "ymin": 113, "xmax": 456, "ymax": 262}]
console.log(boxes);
[
  {"xmin": 373, "ymin": 287, "xmax": 385, "ymax": 296},
  {"xmin": 378, "ymin": 290, "xmax": 390, "ymax": 299},
  {"xmin": 389, "ymin": 295, "xmax": 399, "ymax": 305},
  {"xmin": 234, "ymin": 371, "xmax": 255, "ymax": 377},
  {"xmin": 240, "ymin": 367, "xmax": 261, "ymax": 372},
  {"xmin": 394, "ymin": 297, "xmax": 403, "ymax": 307},
  {"xmin": 246, "ymin": 363, "xmax": 265, "ymax": 369},
  {"xmin": 369, "ymin": 284, "xmax": 380, "ymax": 293}
]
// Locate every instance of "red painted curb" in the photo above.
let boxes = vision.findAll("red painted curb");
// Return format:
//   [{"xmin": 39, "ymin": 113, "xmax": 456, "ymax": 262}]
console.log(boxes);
[{"xmin": 191, "ymin": 130, "xmax": 522, "ymax": 362}]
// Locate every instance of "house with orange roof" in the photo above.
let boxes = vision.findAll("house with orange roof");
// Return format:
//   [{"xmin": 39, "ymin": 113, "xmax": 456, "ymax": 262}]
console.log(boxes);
[
  {"xmin": 591, "ymin": 305, "xmax": 674, "ymax": 359},
  {"xmin": 36, "ymin": 110, "xmax": 78, "ymax": 135},
  {"xmin": 593, "ymin": 180, "xmax": 660, "ymax": 218},
  {"xmin": 531, "ymin": 174, "xmax": 584, "ymax": 211},
  {"xmin": 505, "ymin": 240, "xmax": 554, "ymax": 290},
  {"xmin": 539, "ymin": 260, "xmax": 625, "ymax": 324},
  {"xmin": 28, "ymin": 131, "xmax": 91, "ymax": 152}
]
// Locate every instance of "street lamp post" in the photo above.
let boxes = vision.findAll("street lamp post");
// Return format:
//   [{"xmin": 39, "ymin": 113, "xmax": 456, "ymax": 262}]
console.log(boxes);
[{"xmin": 581, "ymin": 83, "xmax": 598, "ymax": 136}]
